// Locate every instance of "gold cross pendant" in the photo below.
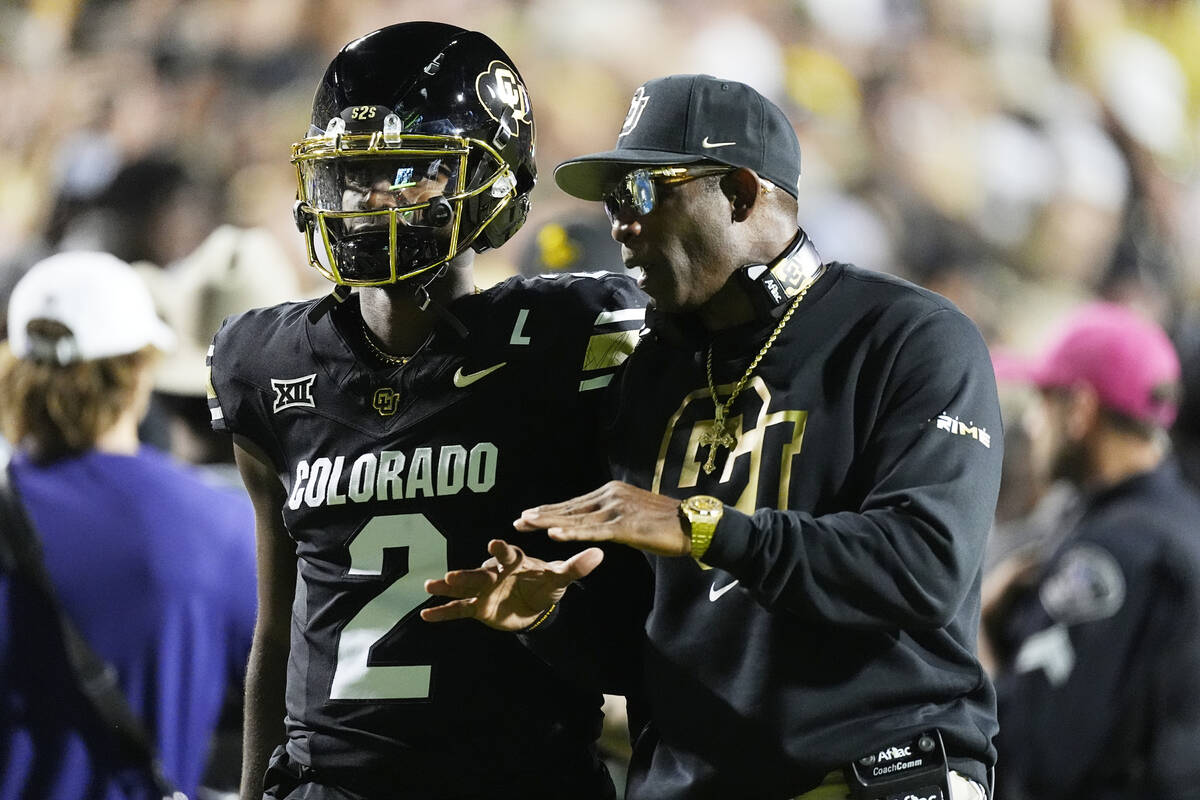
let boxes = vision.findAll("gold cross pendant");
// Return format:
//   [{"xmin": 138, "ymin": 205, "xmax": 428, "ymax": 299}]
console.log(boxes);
[{"xmin": 699, "ymin": 409, "xmax": 738, "ymax": 475}]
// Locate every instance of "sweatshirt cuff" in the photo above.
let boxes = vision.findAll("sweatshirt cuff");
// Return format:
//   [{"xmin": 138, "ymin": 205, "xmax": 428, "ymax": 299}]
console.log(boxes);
[{"xmin": 698, "ymin": 504, "xmax": 753, "ymax": 569}]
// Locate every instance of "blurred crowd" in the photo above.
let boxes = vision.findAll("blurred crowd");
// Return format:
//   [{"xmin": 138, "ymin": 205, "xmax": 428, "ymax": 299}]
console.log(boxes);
[
  {"xmin": 3, "ymin": 0, "xmax": 1200, "ymax": 796},
  {"xmin": 4, "ymin": 0, "xmax": 1199, "ymax": 310},
  {"xmin": 7, "ymin": 0, "xmax": 1198, "ymax": 491}
]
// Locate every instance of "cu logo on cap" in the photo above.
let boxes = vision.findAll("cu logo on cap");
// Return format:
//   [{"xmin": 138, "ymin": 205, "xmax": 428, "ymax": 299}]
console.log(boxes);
[
  {"xmin": 620, "ymin": 86, "xmax": 650, "ymax": 137},
  {"xmin": 476, "ymin": 60, "xmax": 530, "ymax": 131}
]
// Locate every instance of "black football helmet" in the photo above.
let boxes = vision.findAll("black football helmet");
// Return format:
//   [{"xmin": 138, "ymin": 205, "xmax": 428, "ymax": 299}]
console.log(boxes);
[{"xmin": 292, "ymin": 21, "xmax": 536, "ymax": 286}]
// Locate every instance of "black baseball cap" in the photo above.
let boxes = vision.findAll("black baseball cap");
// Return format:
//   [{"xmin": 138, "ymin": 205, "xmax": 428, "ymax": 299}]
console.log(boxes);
[{"xmin": 554, "ymin": 74, "xmax": 802, "ymax": 201}]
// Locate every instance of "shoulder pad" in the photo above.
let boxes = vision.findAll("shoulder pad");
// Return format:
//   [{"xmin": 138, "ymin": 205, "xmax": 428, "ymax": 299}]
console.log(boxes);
[
  {"xmin": 207, "ymin": 300, "xmax": 316, "ymax": 433},
  {"xmin": 476, "ymin": 272, "xmax": 648, "ymax": 392}
]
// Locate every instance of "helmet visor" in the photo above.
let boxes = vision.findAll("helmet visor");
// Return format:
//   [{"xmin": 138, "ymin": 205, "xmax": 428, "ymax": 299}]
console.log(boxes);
[
  {"xmin": 300, "ymin": 154, "xmax": 462, "ymax": 225},
  {"xmin": 297, "ymin": 154, "xmax": 465, "ymax": 284}
]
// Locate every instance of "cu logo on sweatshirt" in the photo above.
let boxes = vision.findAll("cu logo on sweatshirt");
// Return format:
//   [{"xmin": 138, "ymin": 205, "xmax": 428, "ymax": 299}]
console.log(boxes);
[{"xmin": 651, "ymin": 377, "xmax": 808, "ymax": 513}]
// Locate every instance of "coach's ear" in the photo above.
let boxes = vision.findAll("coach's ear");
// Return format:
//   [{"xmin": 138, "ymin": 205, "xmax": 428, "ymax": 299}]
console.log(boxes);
[{"xmin": 721, "ymin": 168, "xmax": 762, "ymax": 222}]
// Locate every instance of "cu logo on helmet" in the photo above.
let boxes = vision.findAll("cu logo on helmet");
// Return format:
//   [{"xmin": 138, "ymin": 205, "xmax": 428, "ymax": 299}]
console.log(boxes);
[{"xmin": 476, "ymin": 60, "xmax": 529, "ymax": 131}]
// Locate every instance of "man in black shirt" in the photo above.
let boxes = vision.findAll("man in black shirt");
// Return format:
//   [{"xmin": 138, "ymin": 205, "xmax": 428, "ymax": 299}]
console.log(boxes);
[
  {"xmin": 981, "ymin": 303, "xmax": 1200, "ymax": 799},
  {"xmin": 424, "ymin": 74, "xmax": 1002, "ymax": 800}
]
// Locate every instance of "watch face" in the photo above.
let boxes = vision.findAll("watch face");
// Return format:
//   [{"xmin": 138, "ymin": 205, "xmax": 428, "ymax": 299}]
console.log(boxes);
[{"xmin": 687, "ymin": 495, "xmax": 723, "ymax": 514}]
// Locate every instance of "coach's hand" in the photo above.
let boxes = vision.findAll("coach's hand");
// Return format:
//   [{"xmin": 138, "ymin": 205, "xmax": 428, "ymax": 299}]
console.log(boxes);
[
  {"xmin": 516, "ymin": 481, "xmax": 690, "ymax": 557},
  {"xmin": 421, "ymin": 539, "xmax": 603, "ymax": 630}
]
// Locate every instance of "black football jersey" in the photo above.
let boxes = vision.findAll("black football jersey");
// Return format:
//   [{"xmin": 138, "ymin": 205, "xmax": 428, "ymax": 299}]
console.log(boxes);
[{"xmin": 207, "ymin": 272, "xmax": 646, "ymax": 798}]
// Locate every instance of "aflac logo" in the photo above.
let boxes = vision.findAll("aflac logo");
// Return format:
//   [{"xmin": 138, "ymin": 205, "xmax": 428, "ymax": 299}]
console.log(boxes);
[{"xmin": 877, "ymin": 745, "xmax": 913, "ymax": 762}]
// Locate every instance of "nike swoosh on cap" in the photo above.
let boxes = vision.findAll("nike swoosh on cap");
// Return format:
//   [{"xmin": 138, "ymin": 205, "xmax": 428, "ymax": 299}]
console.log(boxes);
[
  {"xmin": 701, "ymin": 136, "xmax": 736, "ymax": 148},
  {"xmin": 452, "ymin": 362, "xmax": 507, "ymax": 388},
  {"xmin": 709, "ymin": 579, "xmax": 739, "ymax": 601}
]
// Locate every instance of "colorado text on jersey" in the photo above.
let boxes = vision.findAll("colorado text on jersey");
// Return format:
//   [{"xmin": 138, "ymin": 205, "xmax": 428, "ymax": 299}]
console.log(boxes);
[{"xmin": 287, "ymin": 444, "xmax": 498, "ymax": 508}]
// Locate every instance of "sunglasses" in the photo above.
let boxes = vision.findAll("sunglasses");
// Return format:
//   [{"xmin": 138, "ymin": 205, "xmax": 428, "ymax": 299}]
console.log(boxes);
[{"xmin": 602, "ymin": 164, "xmax": 734, "ymax": 223}]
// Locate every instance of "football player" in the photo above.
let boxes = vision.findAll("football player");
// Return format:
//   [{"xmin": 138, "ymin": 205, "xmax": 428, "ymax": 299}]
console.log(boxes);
[{"xmin": 207, "ymin": 22, "xmax": 647, "ymax": 800}]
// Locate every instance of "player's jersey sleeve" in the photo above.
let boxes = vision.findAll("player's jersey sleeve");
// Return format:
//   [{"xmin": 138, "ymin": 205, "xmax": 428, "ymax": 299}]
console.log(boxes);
[
  {"xmin": 520, "ymin": 557, "xmax": 654, "ymax": 697},
  {"xmin": 575, "ymin": 289, "xmax": 647, "ymax": 394},
  {"xmin": 703, "ymin": 306, "xmax": 1003, "ymax": 629},
  {"xmin": 487, "ymin": 271, "xmax": 648, "ymax": 485},
  {"xmin": 509, "ymin": 271, "xmax": 647, "ymax": 394},
  {"xmin": 206, "ymin": 304, "xmax": 303, "ymax": 470},
  {"xmin": 504, "ymin": 272, "xmax": 655, "ymax": 696}
]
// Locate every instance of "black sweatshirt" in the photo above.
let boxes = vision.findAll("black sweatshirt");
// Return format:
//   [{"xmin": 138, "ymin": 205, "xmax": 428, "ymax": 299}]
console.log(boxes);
[{"xmin": 527, "ymin": 262, "xmax": 1004, "ymax": 800}]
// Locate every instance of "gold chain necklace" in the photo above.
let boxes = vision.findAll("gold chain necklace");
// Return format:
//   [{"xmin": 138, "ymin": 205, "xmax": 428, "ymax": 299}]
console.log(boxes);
[
  {"xmin": 358, "ymin": 284, "xmax": 481, "ymax": 366},
  {"xmin": 360, "ymin": 319, "xmax": 410, "ymax": 366},
  {"xmin": 699, "ymin": 280, "xmax": 815, "ymax": 475}
]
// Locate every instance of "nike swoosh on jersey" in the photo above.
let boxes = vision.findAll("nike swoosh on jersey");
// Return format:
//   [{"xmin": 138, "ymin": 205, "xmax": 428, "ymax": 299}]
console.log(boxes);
[
  {"xmin": 701, "ymin": 136, "xmax": 736, "ymax": 148},
  {"xmin": 709, "ymin": 579, "xmax": 739, "ymax": 601},
  {"xmin": 452, "ymin": 362, "xmax": 507, "ymax": 388}
]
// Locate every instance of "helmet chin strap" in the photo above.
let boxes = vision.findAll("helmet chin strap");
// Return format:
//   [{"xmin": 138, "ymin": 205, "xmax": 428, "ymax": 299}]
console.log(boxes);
[
  {"xmin": 306, "ymin": 283, "xmax": 353, "ymax": 324},
  {"xmin": 410, "ymin": 262, "xmax": 470, "ymax": 340},
  {"xmin": 305, "ymin": 260, "xmax": 471, "ymax": 341},
  {"xmin": 411, "ymin": 261, "xmax": 449, "ymax": 310}
]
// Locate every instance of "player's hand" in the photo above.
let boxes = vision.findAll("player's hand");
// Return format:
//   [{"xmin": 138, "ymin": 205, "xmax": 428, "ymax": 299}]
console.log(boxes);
[
  {"xmin": 421, "ymin": 539, "xmax": 603, "ymax": 631},
  {"xmin": 515, "ymin": 481, "xmax": 690, "ymax": 557}
]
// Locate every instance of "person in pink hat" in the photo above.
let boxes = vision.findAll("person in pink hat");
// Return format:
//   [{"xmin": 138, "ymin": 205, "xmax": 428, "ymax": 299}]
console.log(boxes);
[{"xmin": 981, "ymin": 302, "xmax": 1200, "ymax": 799}]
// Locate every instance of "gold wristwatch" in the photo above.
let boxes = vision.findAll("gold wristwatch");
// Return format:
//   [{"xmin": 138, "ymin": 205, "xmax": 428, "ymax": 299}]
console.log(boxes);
[{"xmin": 680, "ymin": 495, "xmax": 724, "ymax": 560}]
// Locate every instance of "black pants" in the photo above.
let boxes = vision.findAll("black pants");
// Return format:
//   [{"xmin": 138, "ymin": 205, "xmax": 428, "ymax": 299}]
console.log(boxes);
[
  {"xmin": 260, "ymin": 745, "xmax": 612, "ymax": 800},
  {"xmin": 262, "ymin": 747, "xmax": 367, "ymax": 800}
]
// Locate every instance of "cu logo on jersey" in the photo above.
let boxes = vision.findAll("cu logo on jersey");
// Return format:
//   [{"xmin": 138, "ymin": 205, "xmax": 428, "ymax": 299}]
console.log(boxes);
[
  {"xmin": 475, "ymin": 60, "xmax": 530, "ymax": 132},
  {"xmin": 272, "ymin": 374, "xmax": 317, "ymax": 413},
  {"xmin": 373, "ymin": 388, "xmax": 399, "ymax": 416}
]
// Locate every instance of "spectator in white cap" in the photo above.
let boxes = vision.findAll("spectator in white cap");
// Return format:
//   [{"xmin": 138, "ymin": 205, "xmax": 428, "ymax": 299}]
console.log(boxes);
[
  {"xmin": 2, "ymin": 251, "xmax": 175, "ymax": 458},
  {"xmin": 981, "ymin": 302, "xmax": 1200, "ymax": 799},
  {"xmin": 0, "ymin": 251, "xmax": 256, "ymax": 800}
]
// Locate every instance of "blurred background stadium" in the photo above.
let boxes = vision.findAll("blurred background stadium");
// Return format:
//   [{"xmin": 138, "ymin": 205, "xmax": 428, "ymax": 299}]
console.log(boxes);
[
  {"xmin": 3, "ymin": 3, "xmax": 1199, "ymax": 792},
  {"xmin": 2, "ymin": 0, "xmax": 1199, "ymax": 366}
]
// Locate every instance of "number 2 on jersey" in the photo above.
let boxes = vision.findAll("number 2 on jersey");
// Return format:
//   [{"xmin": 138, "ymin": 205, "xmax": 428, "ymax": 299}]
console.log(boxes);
[{"xmin": 329, "ymin": 513, "xmax": 446, "ymax": 700}]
